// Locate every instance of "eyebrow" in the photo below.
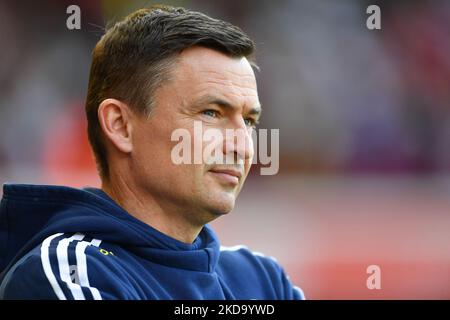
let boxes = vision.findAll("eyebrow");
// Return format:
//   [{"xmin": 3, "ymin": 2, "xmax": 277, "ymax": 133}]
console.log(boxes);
[{"xmin": 193, "ymin": 94, "xmax": 262, "ymax": 118}]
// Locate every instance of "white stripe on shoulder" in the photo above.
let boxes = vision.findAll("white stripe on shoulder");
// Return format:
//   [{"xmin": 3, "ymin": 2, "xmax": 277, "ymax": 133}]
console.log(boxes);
[
  {"xmin": 220, "ymin": 245, "xmax": 278, "ymax": 264},
  {"xmin": 251, "ymin": 250, "xmax": 279, "ymax": 264},
  {"xmin": 56, "ymin": 233, "xmax": 86, "ymax": 299},
  {"xmin": 219, "ymin": 245, "xmax": 248, "ymax": 252},
  {"xmin": 294, "ymin": 286, "xmax": 306, "ymax": 299},
  {"xmin": 40, "ymin": 233, "xmax": 66, "ymax": 300},
  {"xmin": 75, "ymin": 238, "xmax": 102, "ymax": 300}
]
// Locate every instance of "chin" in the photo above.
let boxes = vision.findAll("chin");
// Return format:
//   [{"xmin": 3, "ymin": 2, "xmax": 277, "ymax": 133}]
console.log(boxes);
[{"xmin": 204, "ymin": 192, "xmax": 236, "ymax": 217}]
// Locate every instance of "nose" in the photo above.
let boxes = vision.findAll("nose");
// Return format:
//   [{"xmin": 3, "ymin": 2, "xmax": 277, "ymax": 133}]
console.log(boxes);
[{"xmin": 222, "ymin": 122, "xmax": 254, "ymax": 164}]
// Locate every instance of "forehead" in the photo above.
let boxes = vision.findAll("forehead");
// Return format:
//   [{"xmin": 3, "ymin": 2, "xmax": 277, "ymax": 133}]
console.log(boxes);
[{"xmin": 173, "ymin": 47, "xmax": 259, "ymax": 104}]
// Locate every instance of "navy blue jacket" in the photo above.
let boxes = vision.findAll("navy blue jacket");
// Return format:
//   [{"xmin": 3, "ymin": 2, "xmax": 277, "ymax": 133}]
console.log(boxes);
[{"xmin": 0, "ymin": 184, "xmax": 304, "ymax": 300}]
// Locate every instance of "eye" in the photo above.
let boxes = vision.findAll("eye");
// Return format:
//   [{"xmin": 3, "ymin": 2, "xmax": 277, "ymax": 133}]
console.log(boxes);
[
  {"xmin": 244, "ymin": 118, "xmax": 259, "ymax": 128},
  {"xmin": 202, "ymin": 109, "xmax": 220, "ymax": 118}
]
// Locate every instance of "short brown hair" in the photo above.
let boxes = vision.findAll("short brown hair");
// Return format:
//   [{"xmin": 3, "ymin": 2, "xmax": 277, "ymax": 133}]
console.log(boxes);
[{"xmin": 85, "ymin": 5, "xmax": 256, "ymax": 179}]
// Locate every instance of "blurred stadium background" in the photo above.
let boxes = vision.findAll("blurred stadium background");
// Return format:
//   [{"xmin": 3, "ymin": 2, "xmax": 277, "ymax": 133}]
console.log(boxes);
[{"xmin": 1, "ymin": 0, "xmax": 449, "ymax": 299}]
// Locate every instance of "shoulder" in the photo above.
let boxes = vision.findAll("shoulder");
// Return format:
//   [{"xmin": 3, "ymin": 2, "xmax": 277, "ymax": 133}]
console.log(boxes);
[
  {"xmin": 219, "ymin": 245, "xmax": 293, "ymax": 277},
  {"xmin": 1, "ymin": 233, "xmax": 128, "ymax": 300},
  {"xmin": 218, "ymin": 245, "xmax": 305, "ymax": 299},
  {"xmin": 219, "ymin": 245, "xmax": 281, "ymax": 272}
]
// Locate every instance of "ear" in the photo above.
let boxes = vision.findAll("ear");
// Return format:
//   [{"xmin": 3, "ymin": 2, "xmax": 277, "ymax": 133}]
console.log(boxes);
[{"xmin": 98, "ymin": 98, "xmax": 133, "ymax": 154}]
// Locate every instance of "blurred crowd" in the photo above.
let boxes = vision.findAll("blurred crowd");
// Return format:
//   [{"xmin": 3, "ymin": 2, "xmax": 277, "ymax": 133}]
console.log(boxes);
[{"xmin": 0, "ymin": 0, "xmax": 449, "ymax": 184}]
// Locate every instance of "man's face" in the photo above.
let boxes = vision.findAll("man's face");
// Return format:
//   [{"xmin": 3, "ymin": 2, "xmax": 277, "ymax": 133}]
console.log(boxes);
[{"xmin": 130, "ymin": 46, "xmax": 261, "ymax": 225}]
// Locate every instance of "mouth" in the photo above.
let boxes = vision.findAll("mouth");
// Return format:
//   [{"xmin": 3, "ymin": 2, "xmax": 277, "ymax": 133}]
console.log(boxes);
[{"xmin": 208, "ymin": 168, "xmax": 242, "ymax": 186}]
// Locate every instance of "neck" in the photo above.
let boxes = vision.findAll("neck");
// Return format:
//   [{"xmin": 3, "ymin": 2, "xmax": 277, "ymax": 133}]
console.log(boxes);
[{"xmin": 101, "ymin": 174, "xmax": 202, "ymax": 244}]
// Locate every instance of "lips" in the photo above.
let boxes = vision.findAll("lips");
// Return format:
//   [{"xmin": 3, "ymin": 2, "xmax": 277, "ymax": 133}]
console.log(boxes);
[
  {"xmin": 208, "ymin": 167, "xmax": 243, "ymax": 185},
  {"xmin": 208, "ymin": 168, "xmax": 242, "ymax": 179}
]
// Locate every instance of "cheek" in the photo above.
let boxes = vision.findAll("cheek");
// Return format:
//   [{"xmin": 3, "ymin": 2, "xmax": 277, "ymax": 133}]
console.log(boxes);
[
  {"xmin": 132, "ymin": 124, "xmax": 179, "ymax": 177},
  {"xmin": 243, "ymin": 160, "xmax": 253, "ymax": 179},
  {"xmin": 248, "ymin": 129, "xmax": 255, "ymax": 153}
]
